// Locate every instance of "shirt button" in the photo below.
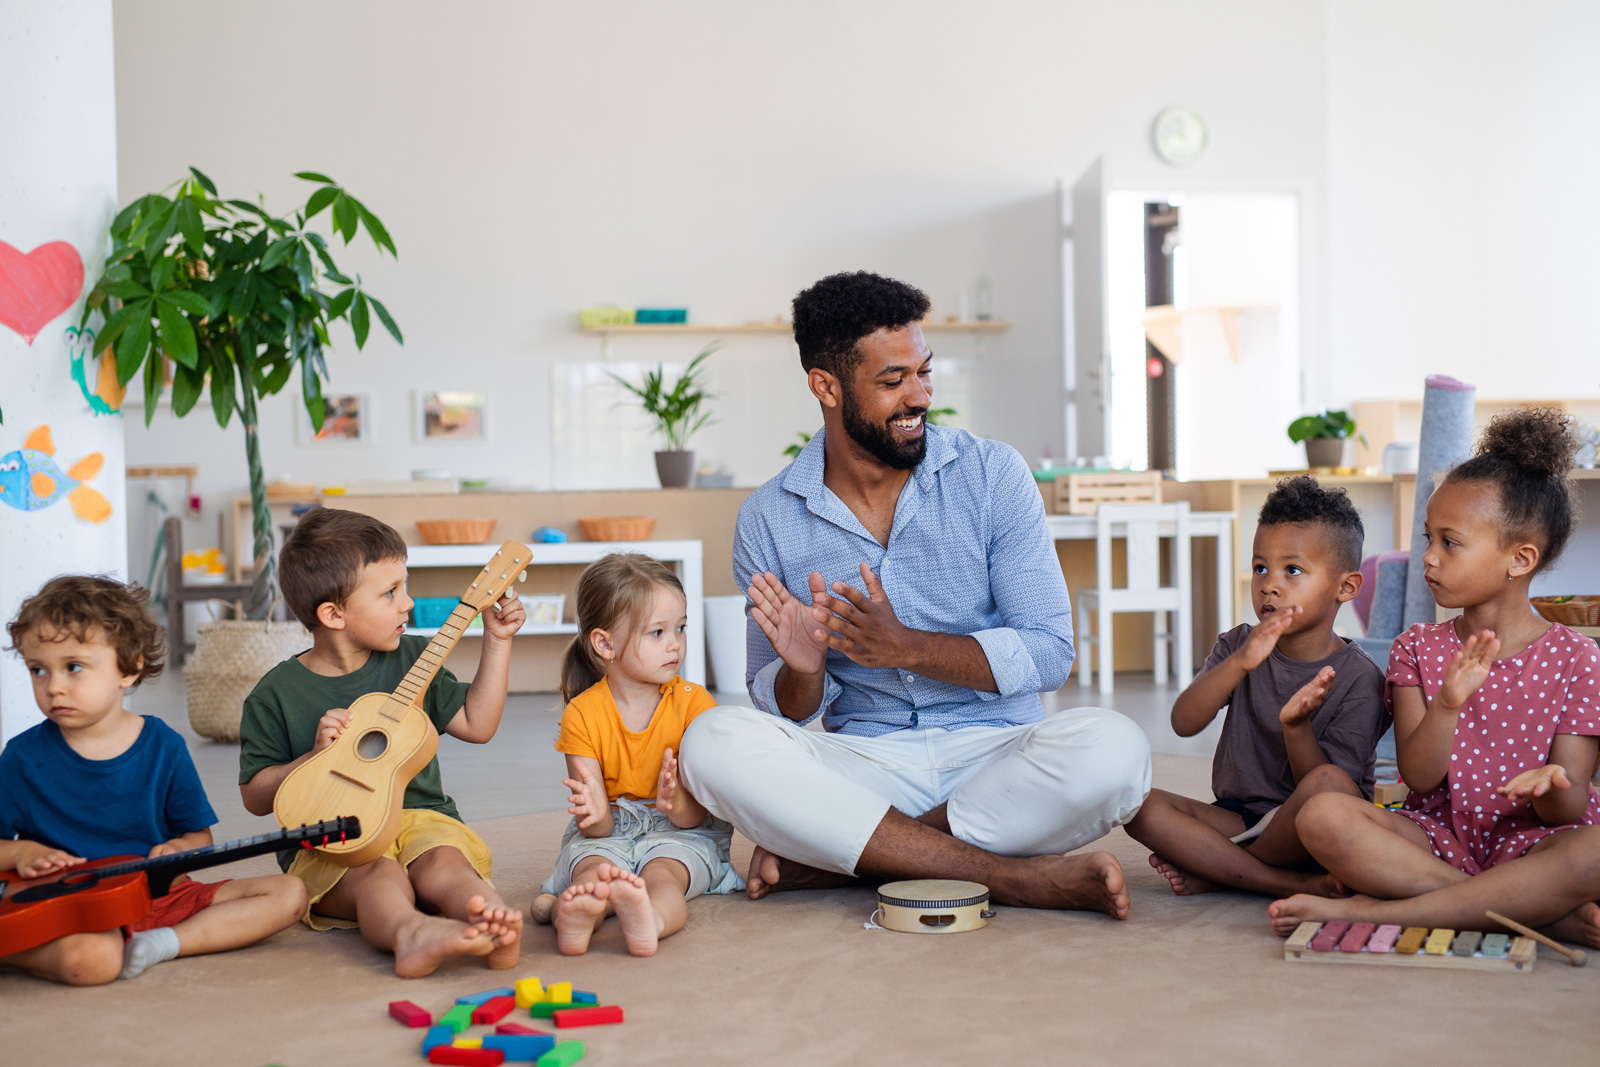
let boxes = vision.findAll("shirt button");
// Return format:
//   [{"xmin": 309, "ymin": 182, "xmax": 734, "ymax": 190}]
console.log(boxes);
[{"xmin": 904, "ymin": 673, "xmax": 915, "ymax": 683}]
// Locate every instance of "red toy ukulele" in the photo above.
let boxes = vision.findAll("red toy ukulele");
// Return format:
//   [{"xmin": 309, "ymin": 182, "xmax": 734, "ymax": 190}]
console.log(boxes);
[{"xmin": 0, "ymin": 816, "xmax": 360, "ymax": 956}]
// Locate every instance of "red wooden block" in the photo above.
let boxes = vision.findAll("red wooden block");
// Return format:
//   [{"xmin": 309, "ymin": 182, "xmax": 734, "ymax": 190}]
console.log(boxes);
[
  {"xmin": 494, "ymin": 1022, "xmax": 550, "ymax": 1036},
  {"xmin": 1338, "ymin": 921, "xmax": 1376, "ymax": 953},
  {"xmin": 553, "ymin": 1005, "xmax": 624, "ymax": 1028},
  {"xmin": 389, "ymin": 1000, "xmax": 433, "ymax": 1027},
  {"xmin": 1308, "ymin": 920, "xmax": 1350, "ymax": 952},
  {"xmin": 472, "ymin": 995, "xmax": 516, "ymax": 1025},
  {"xmin": 427, "ymin": 1047, "xmax": 505, "ymax": 1066}
]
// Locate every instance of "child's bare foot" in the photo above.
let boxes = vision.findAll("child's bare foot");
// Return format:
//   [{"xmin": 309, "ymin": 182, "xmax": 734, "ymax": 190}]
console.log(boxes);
[
  {"xmin": 553, "ymin": 881, "xmax": 610, "ymax": 956},
  {"xmin": 529, "ymin": 893, "xmax": 558, "ymax": 925},
  {"xmin": 597, "ymin": 864, "xmax": 660, "ymax": 957},
  {"xmin": 467, "ymin": 895, "xmax": 523, "ymax": 970},
  {"xmin": 393, "ymin": 914, "xmax": 495, "ymax": 978},
  {"xmin": 1267, "ymin": 892, "xmax": 1377, "ymax": 937},
  {"xmin": 1541, "ymin": 901, "xmax": 1600, "ymax": 950},
  {"xmin": 1148, "ymin": 854, "xmax": 1220, "ymax": 895}
]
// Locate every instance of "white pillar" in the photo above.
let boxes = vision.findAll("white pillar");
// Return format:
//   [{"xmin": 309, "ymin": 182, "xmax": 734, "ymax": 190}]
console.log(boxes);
[{"xmin": 0, "ymin": 1, "xmax": 125, "ymax": 744}]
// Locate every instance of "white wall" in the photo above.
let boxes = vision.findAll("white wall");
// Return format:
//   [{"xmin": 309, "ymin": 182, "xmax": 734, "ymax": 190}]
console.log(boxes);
[
  {"xmin": 1325, "ymin": 0, "xmax": 1600, "ymax": 405},
  {"xmin": 0, "ymin": 1, "xmax": 125, "ymax": 742},
  {"xmin": 112, "ymin": 0, "xmax": 1331, "ymax": 556}
]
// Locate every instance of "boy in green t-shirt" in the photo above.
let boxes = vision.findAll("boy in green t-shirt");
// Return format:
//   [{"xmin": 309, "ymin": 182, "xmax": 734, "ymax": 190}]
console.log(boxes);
[{"xmin": 239, "ymin": 508, "xmax": 527, "ymax": 978}]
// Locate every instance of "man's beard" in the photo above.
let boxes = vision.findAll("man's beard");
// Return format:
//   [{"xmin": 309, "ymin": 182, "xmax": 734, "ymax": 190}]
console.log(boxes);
[{"xmin": 840, "ymin": 382, "xmax": 927, "ymax": 471}]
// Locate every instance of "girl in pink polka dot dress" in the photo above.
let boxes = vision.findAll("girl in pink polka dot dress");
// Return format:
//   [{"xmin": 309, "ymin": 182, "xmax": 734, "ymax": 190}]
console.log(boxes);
[{"xmin": 1269, "ymin": 408, "xmax": 1600, "ymax": 949}]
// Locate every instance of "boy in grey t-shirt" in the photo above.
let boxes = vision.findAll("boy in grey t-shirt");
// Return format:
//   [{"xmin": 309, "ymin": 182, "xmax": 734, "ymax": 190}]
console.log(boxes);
[{"xmin": 1124, "ymin": 476, "xmax": 1388, "ymax": 898}]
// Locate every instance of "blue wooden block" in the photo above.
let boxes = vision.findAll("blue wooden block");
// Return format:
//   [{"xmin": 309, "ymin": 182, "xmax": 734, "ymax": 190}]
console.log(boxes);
[
  {"xmin": 570, "ymin": 991, "xmax": 597, "ymax": 1005},
  {"xmin": 483, "ymin": 1033, "xmax": 558, "ymax": 1061},
  {"xmin": 457, "ymin": 987, "xmax": 516, "ymax": 1006},
  {"xmin": 421, "ymin": 1025, "xmax": 454, "ymax": 1054}
]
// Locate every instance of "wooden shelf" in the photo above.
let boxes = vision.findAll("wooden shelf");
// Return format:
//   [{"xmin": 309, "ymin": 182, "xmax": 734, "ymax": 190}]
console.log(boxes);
[{"xmin": 580, "ymin": 320, "xmax": 1010, "ymax": 336}]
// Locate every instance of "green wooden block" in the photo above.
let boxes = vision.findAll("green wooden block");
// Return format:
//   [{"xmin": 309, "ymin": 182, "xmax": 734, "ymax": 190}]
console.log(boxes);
[
  {"xmin": 440, "ymin": 1003, "xmax": 475, "ymax": 1033},
  {"xmin": 536, "ymin": 1040, "xmax": 586, "ymax": 1067},
  {"xmin": 529, "ymin": 1001, "xmax": 579, "ymax": 1018},
  {"xmin": 1480, "ymin": 933, "xmax": 1510, "ymax": 957}
]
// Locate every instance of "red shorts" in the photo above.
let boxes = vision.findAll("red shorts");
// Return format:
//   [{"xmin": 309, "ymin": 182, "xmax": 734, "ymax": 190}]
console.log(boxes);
[{"xmin": 125, "ymin": 877, "xmax": 229, "ymax": 937}]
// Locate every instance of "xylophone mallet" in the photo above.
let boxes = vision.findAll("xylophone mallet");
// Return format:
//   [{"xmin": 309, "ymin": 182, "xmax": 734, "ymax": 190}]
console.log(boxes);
[{"xmin": 1485, "ymin": 909, "xmax": 1587, "ymax": 967}]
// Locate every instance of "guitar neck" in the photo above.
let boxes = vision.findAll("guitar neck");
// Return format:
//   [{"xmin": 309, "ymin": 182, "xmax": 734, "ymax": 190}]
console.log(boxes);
[
  {"xmin": 392, "ymin": 542, "xmax": 530, "ymax": 709},
  {"xmin": 394, "ymin": 602, "xmax": 477, "ymax": 707},
  {"xmin": 87, "ymin": 820, "xmax": 360, "ymax": 886}
]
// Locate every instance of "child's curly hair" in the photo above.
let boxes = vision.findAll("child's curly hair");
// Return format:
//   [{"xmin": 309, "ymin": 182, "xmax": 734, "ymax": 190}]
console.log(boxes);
[
  {"xmin": 6, "ymin": 575, "xmax": 166, "ymax": 686},
  {"xmin": 1442, "ymin": 406, "xmax": 1579, "ymax": 573}
]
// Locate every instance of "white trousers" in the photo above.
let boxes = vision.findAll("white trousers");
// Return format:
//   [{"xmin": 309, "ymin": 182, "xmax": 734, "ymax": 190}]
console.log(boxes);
[{"xmin": 678, "ymin": 705, "xmax": 1152, "ymax": 875}]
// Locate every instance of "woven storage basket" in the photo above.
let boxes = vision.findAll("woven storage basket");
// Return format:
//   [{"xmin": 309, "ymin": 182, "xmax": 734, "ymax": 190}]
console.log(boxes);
[
  {"xmin": 578, "ymin": 515, "xmax": 657, "ymax": 541},
  {"xmin": 184, "ymin": 617, "xmax": 312, "ymax": 741},
  {"xmin": 1532, "ymin": 596, "xmax": 1600, "ymax": 627},
  {"xmin": 415, "ymin": 518, "xmax": 497, "ymax": 544}
]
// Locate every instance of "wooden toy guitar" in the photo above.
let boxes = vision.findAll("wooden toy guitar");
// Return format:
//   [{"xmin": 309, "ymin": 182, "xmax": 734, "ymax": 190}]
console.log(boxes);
[
  {"xmin": 273, "ymin": 540, "xmax": 531, "ymax": 866},
  {"xmin": 0, "ymin": 816, "xmax": 360, "ymax": 956}
]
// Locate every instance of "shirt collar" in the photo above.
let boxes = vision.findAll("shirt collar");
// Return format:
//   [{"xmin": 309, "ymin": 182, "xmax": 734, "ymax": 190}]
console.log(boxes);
[{"xmin": 782, "ymin": 423, "xmax": 960, "ymax": 503}]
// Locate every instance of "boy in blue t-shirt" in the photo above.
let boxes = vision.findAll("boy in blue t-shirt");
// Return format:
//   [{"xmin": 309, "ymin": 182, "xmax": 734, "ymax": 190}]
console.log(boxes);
[{"xmin": 0, "ymin": 576, "xmax": 304, "ymax": 986}]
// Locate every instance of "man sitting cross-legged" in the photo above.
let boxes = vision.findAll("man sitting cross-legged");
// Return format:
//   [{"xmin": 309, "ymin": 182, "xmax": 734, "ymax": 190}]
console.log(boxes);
[{"xmin": 679, "ymin": 271, "xmax": 1152, "ymax": 917}]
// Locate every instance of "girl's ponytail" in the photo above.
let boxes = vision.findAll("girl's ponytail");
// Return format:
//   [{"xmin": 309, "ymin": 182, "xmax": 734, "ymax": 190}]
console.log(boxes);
[{"xmin": 559, "ymin": 634, "xmax": 606, "ymax": 706}]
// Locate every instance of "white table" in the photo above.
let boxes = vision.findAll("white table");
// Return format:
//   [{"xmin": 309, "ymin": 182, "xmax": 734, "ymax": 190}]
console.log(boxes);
[
  {"xmin": 1047, "ymin": 511, "xmax": 1236, "ymax": 641},
  {"xmin": 404, "ymin": 540, "xmax": 706, "ymax": 685}
]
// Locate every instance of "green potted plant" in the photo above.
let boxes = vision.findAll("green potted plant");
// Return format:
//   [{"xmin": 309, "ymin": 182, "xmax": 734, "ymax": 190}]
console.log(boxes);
[
  {"xmin": 80, "ymin": 167, "xmax": 401, "ymax": 618},
  {"xmin": 610, "ymin": 343, "xmax": 717, "ymax": 487},
  {"xmin": 1287, "ymin": 409, "xmax": 1367, "ymax": 469}
]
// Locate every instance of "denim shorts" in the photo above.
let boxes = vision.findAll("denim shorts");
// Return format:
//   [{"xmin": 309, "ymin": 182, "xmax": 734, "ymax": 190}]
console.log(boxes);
[{"xmin": 539, "ymin": 796, "xmax": 744, "ymax": 899}]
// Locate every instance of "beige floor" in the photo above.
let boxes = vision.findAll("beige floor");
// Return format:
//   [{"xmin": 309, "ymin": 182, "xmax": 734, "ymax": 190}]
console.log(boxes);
[{"xmin": 4, "ymin": 750, "xmax": 1597, "ymax": 1066}]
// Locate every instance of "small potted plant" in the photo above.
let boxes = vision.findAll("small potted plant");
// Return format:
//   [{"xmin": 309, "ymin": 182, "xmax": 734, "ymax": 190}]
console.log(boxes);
[
  {"xmin": 610, "ymin": 343, "xmax": 717, "ymax": 487},
  {"xmin": 1287, "ymin": 409, "xmax": 1367, "ymax": 469}
]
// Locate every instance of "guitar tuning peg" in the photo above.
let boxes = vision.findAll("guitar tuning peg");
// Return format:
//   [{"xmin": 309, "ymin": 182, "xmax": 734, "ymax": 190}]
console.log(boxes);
[{"xmin": 520, "ymin": 570, "xmax": 528, "ymax": 583}]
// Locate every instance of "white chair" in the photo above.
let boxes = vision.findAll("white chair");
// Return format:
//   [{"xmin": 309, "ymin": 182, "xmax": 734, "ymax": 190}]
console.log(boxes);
[{"xmin": 1075, "ymin": 501, "xmax": 1193, "ymax": 695}]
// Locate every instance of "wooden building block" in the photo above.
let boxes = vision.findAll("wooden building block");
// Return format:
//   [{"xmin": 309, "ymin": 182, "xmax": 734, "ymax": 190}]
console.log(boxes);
[
  {"xmin": 389, "ymin": 1000, "xmax": 432, "ymax": 1027},
  {"xmin": 514, "ymin": 977, "xmax": 546, "ymax": 1009},
  {"xmin": 552, "ymin": 1005, "xmax": 623, "ymax": 1028}
]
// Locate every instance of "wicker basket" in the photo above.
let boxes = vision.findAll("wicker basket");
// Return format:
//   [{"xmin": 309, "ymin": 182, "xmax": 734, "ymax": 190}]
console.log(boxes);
[
  {"xmin": 1532, "ymin": 596, "xmax": 1600, "ymax": 627},
  {"xmin": 415, "ymin": 518, "xmax": 497, "ymax": 544},
  {"xmin": 184, "ymin": 618, "xmax": 312, "ymax": 742},
  {"xmin": 578, "ymin": 515, "xmax": 657, "ymax": 542}
]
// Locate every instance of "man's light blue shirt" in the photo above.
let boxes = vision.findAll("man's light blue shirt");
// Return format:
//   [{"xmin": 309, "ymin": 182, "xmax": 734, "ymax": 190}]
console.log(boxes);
[{"xmin": 732, "ymin": 424, "xmax": 1076, "ymax": 737}]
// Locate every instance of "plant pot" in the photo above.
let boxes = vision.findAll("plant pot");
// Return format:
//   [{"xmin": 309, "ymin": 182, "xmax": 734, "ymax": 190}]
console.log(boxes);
[
  {"xmin": 1305, "ymin": 438, "xmax": 1344, "ymax": 469},
  {"xmin": 655, "ymin": 450, "xmax": 695, "ymax": 488}
]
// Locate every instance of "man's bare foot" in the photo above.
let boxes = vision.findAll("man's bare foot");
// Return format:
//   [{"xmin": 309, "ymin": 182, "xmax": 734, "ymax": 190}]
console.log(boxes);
[
  {"xmin": 1148, "ymin": 854, "xmax": 1220, "ymax": 896},
  {"xmin": 597, "ymin": 864, "xmax": 661, "ymax": 957},
  {"xmin": 393, "ymin": 914, "xmax": 495, "ymax": 978},
  {"xmin": 553, "ymin": 881, "xmax": 611, "ymax": 956},
  {"xmin": 466, "ymin": 894, "xmax": 523, "ymax": 970},
  {"xmin": 1267, "ymin": 891, "xmax": 1378, "ymax": 936},
  {"xmin": 992, "ymin": 851, "xmax": 1129, "ymax": 918},
  {"xmin": 745, "ymin": 846, "xmax": 861, "ymax": 900},
  {"xmin": 1541, "ymin": 901, "xmax": 1600, "ymax": 950},
  {"xmin": 529, "ymin": 893, "xmax": 558, "ymax": 925}
]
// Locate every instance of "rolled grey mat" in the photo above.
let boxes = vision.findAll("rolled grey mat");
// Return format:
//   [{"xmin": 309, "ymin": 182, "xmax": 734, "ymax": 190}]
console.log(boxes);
[{"xmin": 1403, "ymin": 375, "xmax": 1476, "ymax": 627}]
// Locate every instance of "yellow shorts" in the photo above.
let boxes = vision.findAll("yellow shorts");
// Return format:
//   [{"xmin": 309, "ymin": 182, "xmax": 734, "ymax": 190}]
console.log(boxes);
[{"xmin": 288, "ymin": 809, "xmax": 494, "ymax": 930}]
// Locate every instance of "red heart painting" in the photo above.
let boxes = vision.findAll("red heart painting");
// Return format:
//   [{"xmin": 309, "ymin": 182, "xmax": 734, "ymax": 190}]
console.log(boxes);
[{"xmin": 0, "ymin": 240, "xmax": 85, "ymax": 345}]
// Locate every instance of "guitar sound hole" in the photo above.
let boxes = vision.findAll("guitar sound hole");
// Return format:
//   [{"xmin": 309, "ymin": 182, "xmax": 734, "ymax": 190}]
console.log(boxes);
[{"xmin": 356, "ymin": 730, "xmax": 389, "ymax": 760}]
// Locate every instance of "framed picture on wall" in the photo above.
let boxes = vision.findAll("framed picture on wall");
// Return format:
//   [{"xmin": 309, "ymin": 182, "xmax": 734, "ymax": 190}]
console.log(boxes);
[
  {"xmin": 297, "ymin": 393, "xmax": 372, "ymax": 444},
  {"xmin": 416, "ymin": 390, "xmax": 487, "ymax": 442}
]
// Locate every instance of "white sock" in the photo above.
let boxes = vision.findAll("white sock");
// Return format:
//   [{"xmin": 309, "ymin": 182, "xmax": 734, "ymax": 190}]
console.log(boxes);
[{"xmin": 119, "ymin": 926, "xmax": 181, "ymax": 979}]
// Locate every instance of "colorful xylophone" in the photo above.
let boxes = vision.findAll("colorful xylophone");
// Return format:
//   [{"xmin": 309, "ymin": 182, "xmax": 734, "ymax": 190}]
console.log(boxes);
[{"xmin": 1284, "ymin": 920, "xmax": 1536, "ymax": 972}]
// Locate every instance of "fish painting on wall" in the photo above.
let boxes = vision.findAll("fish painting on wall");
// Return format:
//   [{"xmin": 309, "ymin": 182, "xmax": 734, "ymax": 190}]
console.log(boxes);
[{"xmin": 0, "ymin": 425, "xmax": 112, "ymax": 523}]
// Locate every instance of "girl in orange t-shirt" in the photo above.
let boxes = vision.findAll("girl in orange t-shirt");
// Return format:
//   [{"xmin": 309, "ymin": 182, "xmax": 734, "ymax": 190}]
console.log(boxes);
[{"xmin": 532, "ymin": 553, "xmax": 742, "ymax": 956}]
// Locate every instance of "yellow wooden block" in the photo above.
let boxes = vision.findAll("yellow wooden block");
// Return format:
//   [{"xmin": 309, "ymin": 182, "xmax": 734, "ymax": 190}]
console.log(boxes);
[
  {"xmin": 514, "ymin": 976, "xmax": 546, "ymax": 1009},
  {"xmin": 547, "ymin": 981, "xmax": 573, "ymax": 1004},
  {"xmin": 1424, "ymin": 928, "xmax": 1454, "ymax": 955},
  {"xmin": 453, "ymin": 1038, "xmax": 483, "ymax": 1049}
]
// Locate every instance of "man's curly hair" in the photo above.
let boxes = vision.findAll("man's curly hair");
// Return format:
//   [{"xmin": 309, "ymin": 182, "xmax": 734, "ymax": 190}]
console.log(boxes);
[
  {"xmin": 791, "ymin": 271, "xmax": 931, "ymax": 378},
  {"xmin": 1258, "ymin": 475, "xmax": 1365, "ymax": 572},
  {"xmin": 6, "ymin": 575, "xmax": 166, "ymax": 686}
]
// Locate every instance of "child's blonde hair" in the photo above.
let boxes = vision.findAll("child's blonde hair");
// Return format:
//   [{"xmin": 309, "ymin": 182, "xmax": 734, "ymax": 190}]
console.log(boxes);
[{"xmin": 560, "ymin": 553, "xmax": 685, "ymax": 704}]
